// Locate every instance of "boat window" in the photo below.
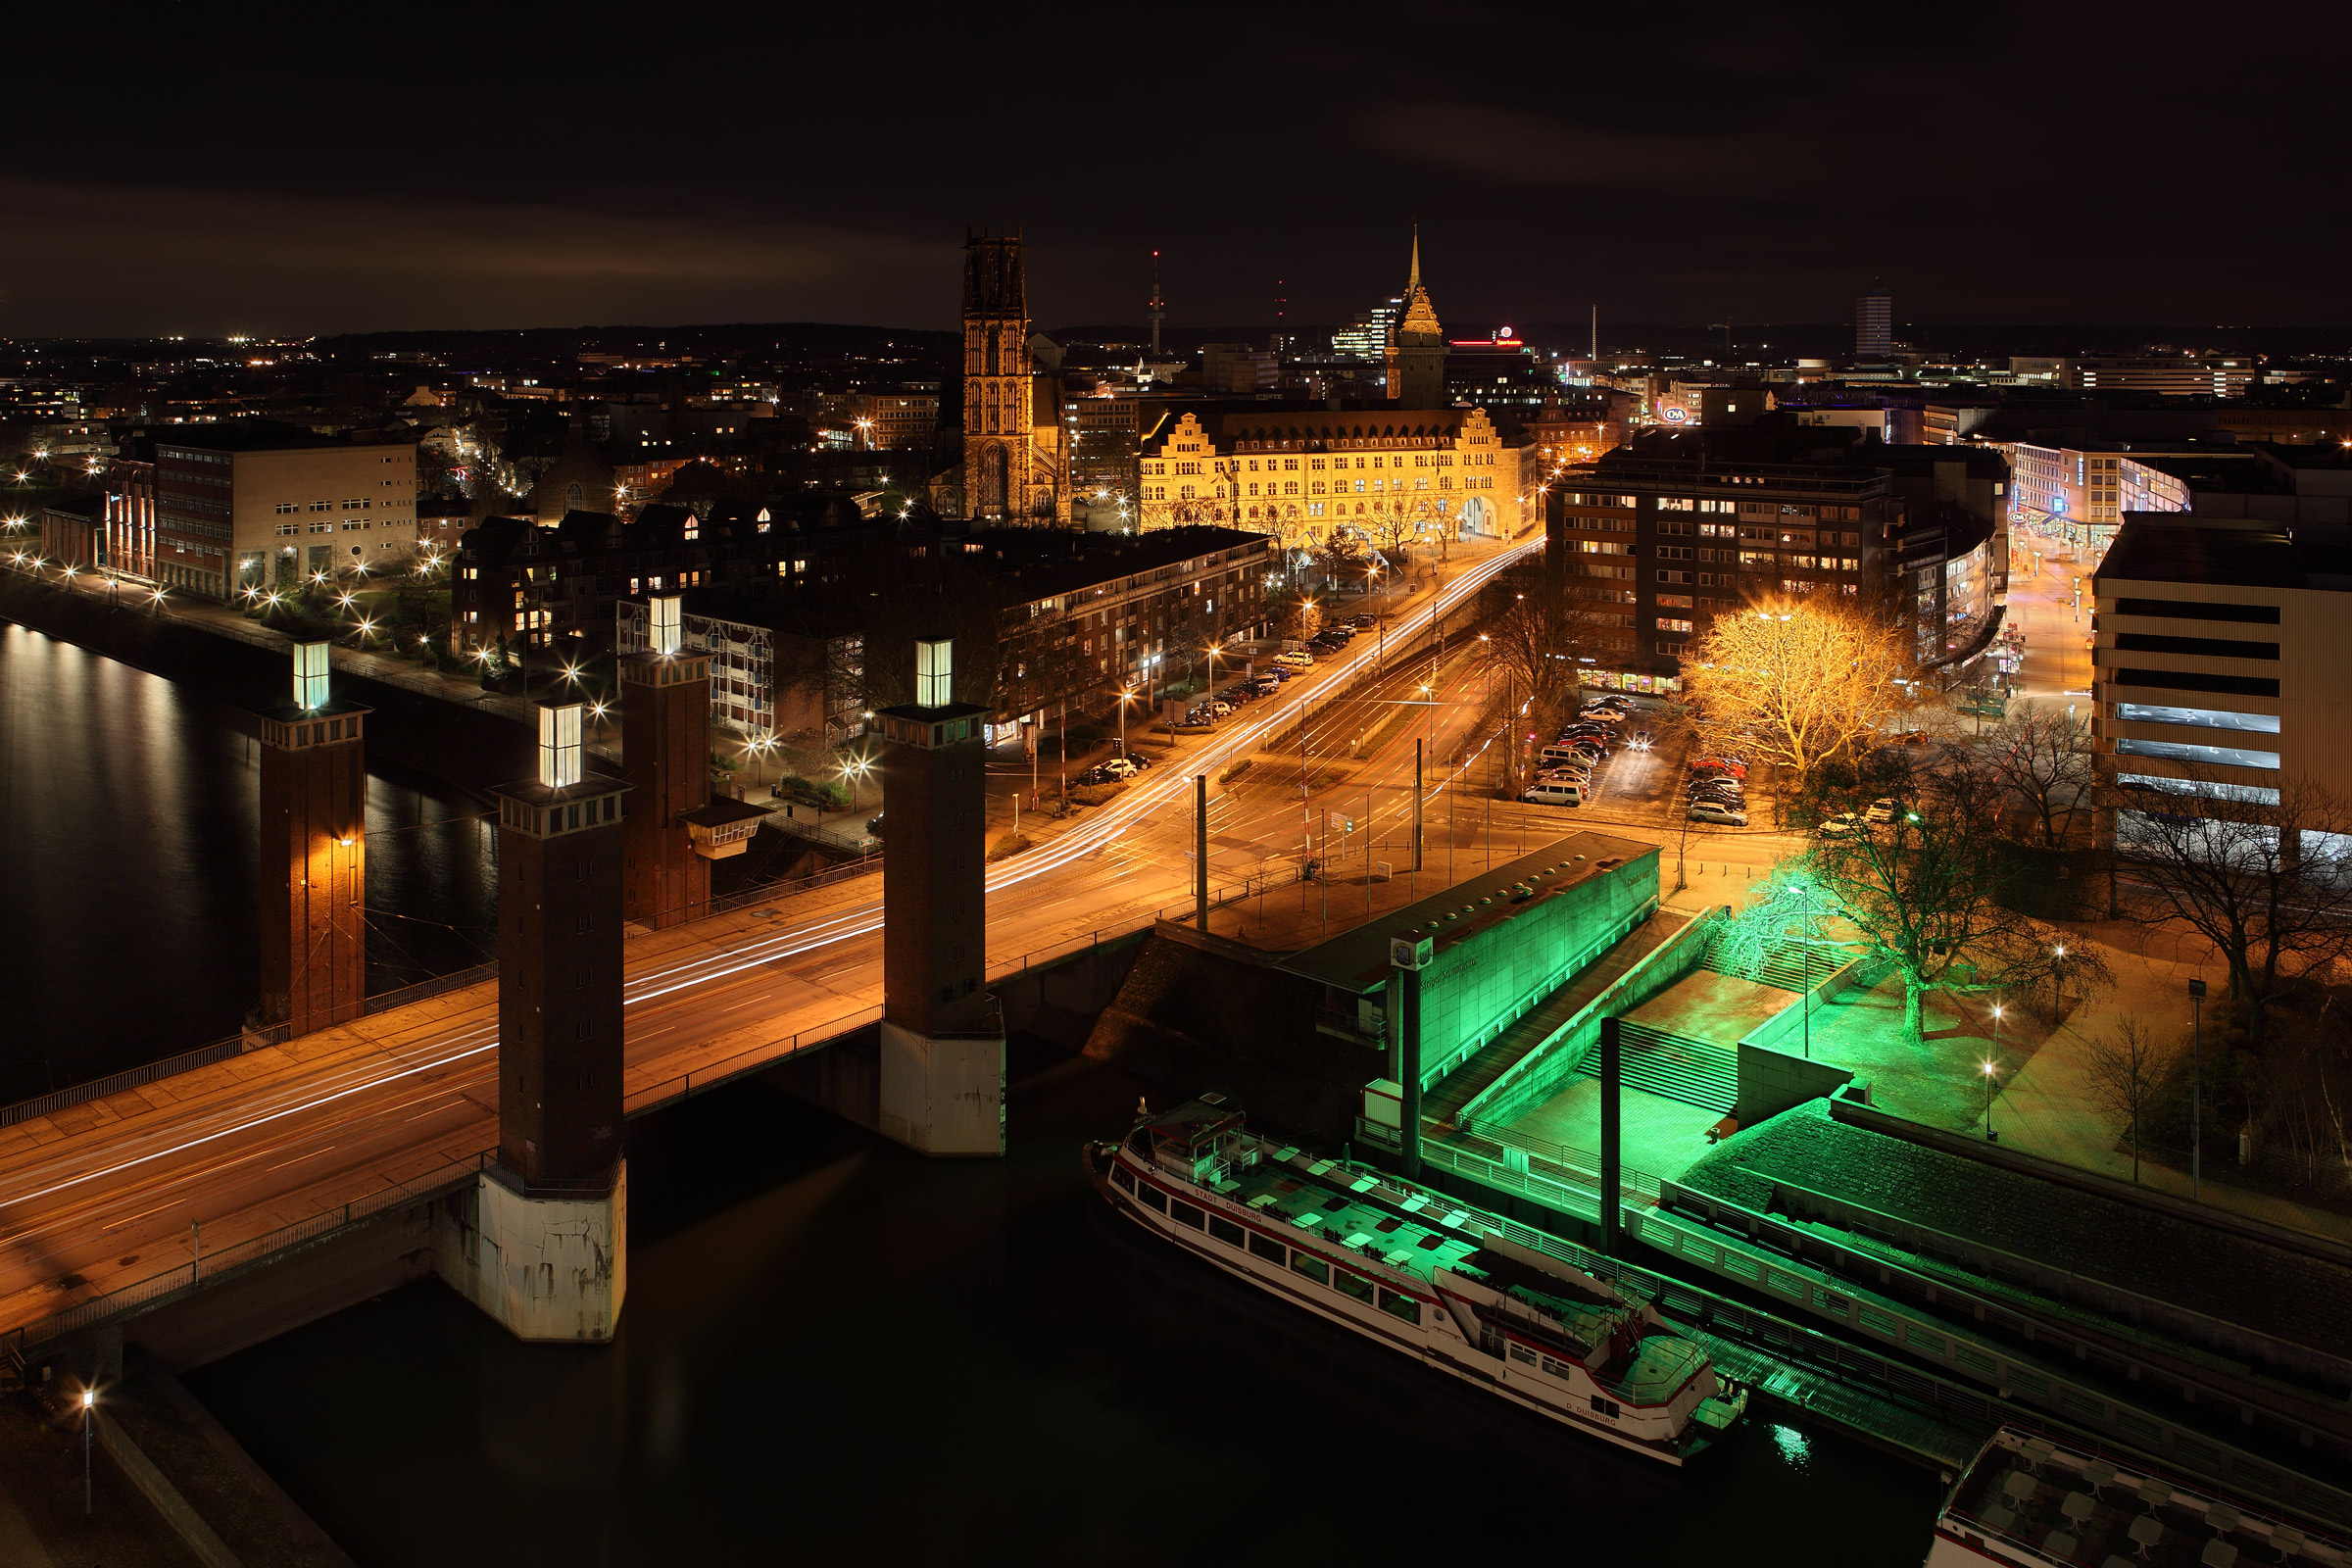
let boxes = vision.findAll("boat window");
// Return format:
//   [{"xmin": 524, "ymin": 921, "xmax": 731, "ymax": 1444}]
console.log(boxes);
[
  {"xmin": 1248, "ymin": 1231, "xmax": 1286, "ymax": 1264},
  {"xmin": 1543, "ymin": 1355, "xmax": 1576, "ymax": 1379},
  {"xmin": 1168, "ymin": 1199, "xmax": 1204, "ymax": 1229},
  {"xmin": 1111, "ymin": 1165, "xmax": 1135, "ymax": 1193},
  {"xmin": 1290, "ymin": 1251, "xmax": 1329, "ymax": 1285},
  {"xmin": 1207, "ymin": 1216, "xmax": 1246, "ymax": 1248},
  {"xmin": 1137, "ymin": 1184, "xmax": 1167, "ymax": 1212},
  {"xmin": 1378, "ymin": 1289, "xmax": 1422, "ymax": 1326},
  {"xmin": 1333, "ymin": 1269, "xmax": 1375, "ymax": 1302},
  {"xmin": 1127, "ymin": 1130, "xmax": 1153, "ymax": 1155},
  {"xmin": 1508, "ymin": 1344, "xmax": 1536, "ymax": 1366},
  {"xmin": 1590, "ymin": 1395, "xmax": 1621, "ymax": 1419}
]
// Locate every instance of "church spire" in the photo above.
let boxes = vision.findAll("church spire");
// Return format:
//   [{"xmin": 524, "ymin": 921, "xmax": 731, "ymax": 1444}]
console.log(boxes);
[{"xmin": 1407, "ymin": 224, "xmax": 1421, "ymax": 292}]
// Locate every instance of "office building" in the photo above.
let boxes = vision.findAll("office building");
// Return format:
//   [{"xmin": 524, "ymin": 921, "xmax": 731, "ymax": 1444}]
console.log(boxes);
[
  {"xmin": 1855, "ymin": 284, "xmax": 1893, "ymax": 358},
  {"xmin": 1137, "ymin": 405, "xmax": 1531, "ymax": 546},
  {"xmin": 149, "ymin": 420, "xmax": 418, "ymax": 600}
]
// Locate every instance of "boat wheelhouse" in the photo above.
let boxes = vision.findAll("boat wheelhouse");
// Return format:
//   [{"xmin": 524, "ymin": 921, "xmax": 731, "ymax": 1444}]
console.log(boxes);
[{"xmin": 1085, "ymin": 1095, "xmax": 1746, "ymax": 1464}]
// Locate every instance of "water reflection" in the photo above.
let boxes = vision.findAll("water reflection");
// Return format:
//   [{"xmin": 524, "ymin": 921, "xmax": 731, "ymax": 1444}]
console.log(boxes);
[{"xmin": 0, "ymin": 622, "xmax": 496, "ymax": 1100}]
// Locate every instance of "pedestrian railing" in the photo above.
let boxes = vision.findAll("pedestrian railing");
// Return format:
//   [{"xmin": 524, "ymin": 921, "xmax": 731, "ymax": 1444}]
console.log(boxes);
[{"xmin": 3, "ymin": 1151, "xmax": 492, "ymax": 1352}]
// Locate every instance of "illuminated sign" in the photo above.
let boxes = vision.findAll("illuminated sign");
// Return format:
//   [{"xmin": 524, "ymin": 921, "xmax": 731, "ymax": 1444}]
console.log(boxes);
[{"xmin": 1662, "ymin": 406, "xmax": 1690, "ymax": 424}]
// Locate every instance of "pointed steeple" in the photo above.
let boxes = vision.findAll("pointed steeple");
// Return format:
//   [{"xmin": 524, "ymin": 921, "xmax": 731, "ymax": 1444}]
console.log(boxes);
[{"xmin": 1407, "ymin": 224, "xmax": 1421, "ymax": 292}]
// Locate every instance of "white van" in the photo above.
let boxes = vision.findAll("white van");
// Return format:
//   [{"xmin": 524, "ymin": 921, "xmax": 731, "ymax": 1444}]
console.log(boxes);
[{"xmin": 1522, "ymin": 781, "xmax": 1586, "ymax": 808}]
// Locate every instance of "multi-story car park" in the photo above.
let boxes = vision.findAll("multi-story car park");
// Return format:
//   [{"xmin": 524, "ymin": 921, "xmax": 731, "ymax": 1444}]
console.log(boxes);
[
  {"xmin": 145, "ymin": 420, "xmax": 418, "ymax": 600},
  {"xmin": 2088, "ymin": 445, "xmax": 2352, "ymax": 844}
]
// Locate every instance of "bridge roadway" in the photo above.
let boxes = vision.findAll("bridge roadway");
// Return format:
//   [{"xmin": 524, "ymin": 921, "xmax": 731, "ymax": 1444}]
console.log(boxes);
[{"xmin": 0, "ymin": 542, "xmax": 1566, "ymax": 1341}]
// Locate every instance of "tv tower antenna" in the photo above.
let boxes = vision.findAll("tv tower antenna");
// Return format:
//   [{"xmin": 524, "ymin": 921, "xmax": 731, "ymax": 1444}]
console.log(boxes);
[{"xmin": 1148, "ymin": 250, "xmax": 1165, "ymax": 358}]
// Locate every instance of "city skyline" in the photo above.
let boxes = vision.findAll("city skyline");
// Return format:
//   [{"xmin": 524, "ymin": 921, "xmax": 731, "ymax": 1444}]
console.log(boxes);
[{"xmin": 5, "ymin": 1, "xmax": 2348, "ymax": 337}]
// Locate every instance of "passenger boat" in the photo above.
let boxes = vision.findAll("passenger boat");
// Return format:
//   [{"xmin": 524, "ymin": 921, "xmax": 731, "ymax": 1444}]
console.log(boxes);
[
  {"xmin": 1926, "ymin": 1425, "xmax": 2348, "ymax": 1566},
  {"xmin": 1083, "ymin": 1094, "xmax": 1747, "ymax": 1464}
]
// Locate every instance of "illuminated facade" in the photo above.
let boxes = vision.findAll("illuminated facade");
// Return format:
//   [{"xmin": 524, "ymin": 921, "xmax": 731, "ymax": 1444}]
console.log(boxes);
[
  {"xmin": 152, "ymin": 424, "xmax": 418, "ymax": 601},
  {"xmin": 1136, "ymin": 406, "xmax": 1531, "ymax": 548},
  {"xmin": 957, "ymin": 232, "xmax": 1069, "ymax": 525},
  {"xmin": 1385, "ymin": 233, "xmax": 1446, "ymax": 409}
]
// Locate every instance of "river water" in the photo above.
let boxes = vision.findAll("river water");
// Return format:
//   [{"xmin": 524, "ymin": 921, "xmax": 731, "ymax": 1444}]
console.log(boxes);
[
  {"xmin": 0, "ymin": 621, "xmax": 497, "ymax": 1101},
  {"xmin": 7, "ymin": 624, "xmax": 1944, "ymax": 1561},
  {"xmin": 186, "ymin": 1061, "xmax": 1945, "ymax": 1566}
]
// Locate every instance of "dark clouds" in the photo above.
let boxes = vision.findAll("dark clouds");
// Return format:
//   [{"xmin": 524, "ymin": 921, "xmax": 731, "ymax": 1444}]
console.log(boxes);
[{"xmin": 6, "ymin": 0, "xmax": 2347, "ymax": 336}]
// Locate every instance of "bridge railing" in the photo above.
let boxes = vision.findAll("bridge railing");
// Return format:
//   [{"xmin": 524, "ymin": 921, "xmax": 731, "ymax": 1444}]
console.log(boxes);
[
  {"xmin": 6, "ymin": 1151, "xmax": 492, "ymax": 1354},
  {"xmin": 0, "ymin": 1038, "xmax": 249, "ymax": 1130}
]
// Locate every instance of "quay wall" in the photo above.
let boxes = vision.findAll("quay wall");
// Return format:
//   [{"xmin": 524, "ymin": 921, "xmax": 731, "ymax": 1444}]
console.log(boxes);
[{"xmin": 0, "ymin": 572, "xmax": 533, "ymax": 793}]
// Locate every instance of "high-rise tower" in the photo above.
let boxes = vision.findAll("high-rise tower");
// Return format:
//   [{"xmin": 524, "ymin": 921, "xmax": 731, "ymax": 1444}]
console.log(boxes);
[
  {"xmin": 874, "ymin": 637, "xmax": 1003, "ymax": 1154},
  {"xmin": 255, "ymin": 638, "xmax": 368, "ymax": 1039},
  {"xmin": 959, "ymin": 231, "xmax": 1065, "ymax": 525},
  {"xmin": 436, "ymin": 701, "xmax": 630, "ymax": 1341},
  {"xmin": 1855, "ymin": 281, "xmax": 1893, "ymax": 358},
  {"xmin": 620, "ymin": 594, "xmax": 712, "ymax": 928},
  {"xmin": 1386, "ymin": 228, "xmax": 1446, "ymax": 409},
  {"xmin": 1148, "ymin": 248, "xmax": 1165, "ymax": 358}
]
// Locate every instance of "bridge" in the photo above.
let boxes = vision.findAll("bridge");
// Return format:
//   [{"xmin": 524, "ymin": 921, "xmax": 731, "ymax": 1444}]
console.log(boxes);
[{"xmin": 0, "ymin": 541, "xmax": 1538, "ymax": 1358}]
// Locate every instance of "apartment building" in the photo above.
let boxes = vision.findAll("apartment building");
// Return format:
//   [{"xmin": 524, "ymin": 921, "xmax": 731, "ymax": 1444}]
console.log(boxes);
[
  {"xmin": 979, "ymin": 524, "xmax": 1274, "ymax": 728},
  {"xmin": 615, "ymin": 592, "xmax": 864, "ymax": 744},
  {"xmin": 147, "ymin": 421, "xmax": 418, "ymax": 600},
  {"xmin": 1549, "ymin": 426, "xmax": 2004, "ymax": 691}
]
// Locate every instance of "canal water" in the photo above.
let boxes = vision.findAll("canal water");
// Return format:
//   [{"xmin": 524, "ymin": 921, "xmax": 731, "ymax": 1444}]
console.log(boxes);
[
  {"xmin": 188, "ymin": 1054, "xmax": 1946, "ymax": 1566},
  {"xmin": 0, "ymin": 621, "xmax": 498, "ymax": 1102}
]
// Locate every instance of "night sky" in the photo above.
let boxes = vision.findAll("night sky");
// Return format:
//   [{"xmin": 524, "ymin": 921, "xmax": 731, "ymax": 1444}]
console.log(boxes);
[{"xmin": 6, "ymin": 1, "xmax": 2346, "ymax": 338}]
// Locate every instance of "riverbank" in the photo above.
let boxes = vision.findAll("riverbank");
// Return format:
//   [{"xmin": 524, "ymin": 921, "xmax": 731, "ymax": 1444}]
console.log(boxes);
[{"xmin": 0, "ymin": 573, "xmax": 534, "ymax": 797}]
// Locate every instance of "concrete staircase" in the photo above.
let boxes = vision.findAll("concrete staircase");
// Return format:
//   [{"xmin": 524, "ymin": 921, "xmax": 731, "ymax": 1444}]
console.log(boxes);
[
  {"xmin": 1702, "ymin": 933, "xmax": 1816, "ymax": 994},
  {"xmin": 1574, "ymin": 1020, "xmax": 1738, "ymax": 1115},
  {"xmin": 1422, "ymin": 910, "xmax": 1684, "ymax": 1126}
]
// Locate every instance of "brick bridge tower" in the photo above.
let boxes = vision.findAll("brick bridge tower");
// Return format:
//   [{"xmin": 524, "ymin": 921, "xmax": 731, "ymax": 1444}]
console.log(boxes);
[
  {"xmin": 876, "ymin": 637, "xmax": 1004, "ymax": 1153},
  {"xmin": 254, "ymin": 637, "xmax": 368, "ymax": 1040},
  {"xmin": 621, "ymin": 594, "xmax": 712, "ymax": 928},
  {"xmin": 437, "ymin": 701, "xmax": 631, "ymax": 1341}
]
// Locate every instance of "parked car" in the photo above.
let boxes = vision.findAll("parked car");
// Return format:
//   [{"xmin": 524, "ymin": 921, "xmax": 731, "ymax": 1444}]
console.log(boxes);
[
  {"xmin": 1688, "ymin": 800, "xmax": 1749, "ymax": 826},
  {"xmin": 1864, "ymin": 797, "xmax": 1902, "ymax": 824},
  {"xmin": 1818, "ymin": 811, "xmax": 1868, "ymax": 839},
  {"xmin": 1690, "ymin": 756, "xmax": 1748, "ymax": 779},
  {"xmin": 1346, "ymin": 613, "xmax": 1377, "ymax": 628},
  {"xmin": 1097, "ymin": 757, "xmax": 1139, "ymax": 779},
  {"xmin": 1125, "ymin": 753, "xmax": 1153, "ymax": 770},
  {"xmin": 1523, "ymin": 781, "xmax": 1587, "ymax": 808},
  {"xmin": 1274, "ymin": 651, "xmax": 1315, "ymax": 669}
]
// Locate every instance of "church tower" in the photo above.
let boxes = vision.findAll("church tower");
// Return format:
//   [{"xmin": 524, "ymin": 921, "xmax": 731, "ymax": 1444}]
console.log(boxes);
[
  {"xmin": 1386, "ymin": 229, "xmax": 1447, "ymax": 409},
  {"xmin": 959, "ymin": 231, "xmax": 1065, "ymax": 525}
]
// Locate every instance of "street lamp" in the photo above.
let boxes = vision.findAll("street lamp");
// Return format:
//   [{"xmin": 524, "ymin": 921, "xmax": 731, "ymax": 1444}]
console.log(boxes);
[
  {"xmin": 2188, "ymin": 976, "xmax": 2206, "ymax": 1200},
  {"xmin": 1203, "ymin": 639, "xmax": 1224, "ymax": 728},
  {"xmin": 82, "ymin": 1387, "xmax": 96, "ymax": 1516},
  {"xmin": 2051, "ymin": 944, "xmax": 2066, "ymax": 1022},
  {"xmin": 1117, "ymin": 686, "xmax": 1137, "ymax": 756},
  {"xmin": 1980, "ymin": 1058, "xmax": 1998, "ymax": 1141}
]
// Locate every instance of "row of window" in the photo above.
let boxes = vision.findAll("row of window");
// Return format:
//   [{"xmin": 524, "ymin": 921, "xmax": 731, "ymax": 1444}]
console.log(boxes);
[{"xmin": 1112, "ymin": 1166, "xmax": 1422, "ymax": 1326}]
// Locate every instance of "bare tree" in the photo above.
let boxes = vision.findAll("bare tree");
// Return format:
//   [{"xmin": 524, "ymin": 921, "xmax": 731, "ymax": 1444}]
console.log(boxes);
[
  {"xmin": 2080, "ymin": 1013, "xmax": 2172, "ymax": 1182},
  {"xmin": 1984, "ymin": 703, "xmax": 2095, "ymax": 845},
  {"xmin": 1476, "ymin": 559, "xmax": 1626, "ymax": 743},
  {"xmin": 1312, "ymin": 530, "xmax": 1368, "ymax": 592},
  {"xmin": 1809, "ymin": 766, "xmax": 2112, "ymax": 1044},
  {"xmin": 2116, "ymin": 771, "xmax": 2352, "ymax": 1048}
]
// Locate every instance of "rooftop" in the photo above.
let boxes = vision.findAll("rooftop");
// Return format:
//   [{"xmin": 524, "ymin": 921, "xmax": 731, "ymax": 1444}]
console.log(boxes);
[
  {"xmin": 2098, "ymin": 519, "xmax": 2352, "ymax": 592},
  {"xmin": 1279, "ymin": 831, "xmax": 1657, "ymax": 994}
]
